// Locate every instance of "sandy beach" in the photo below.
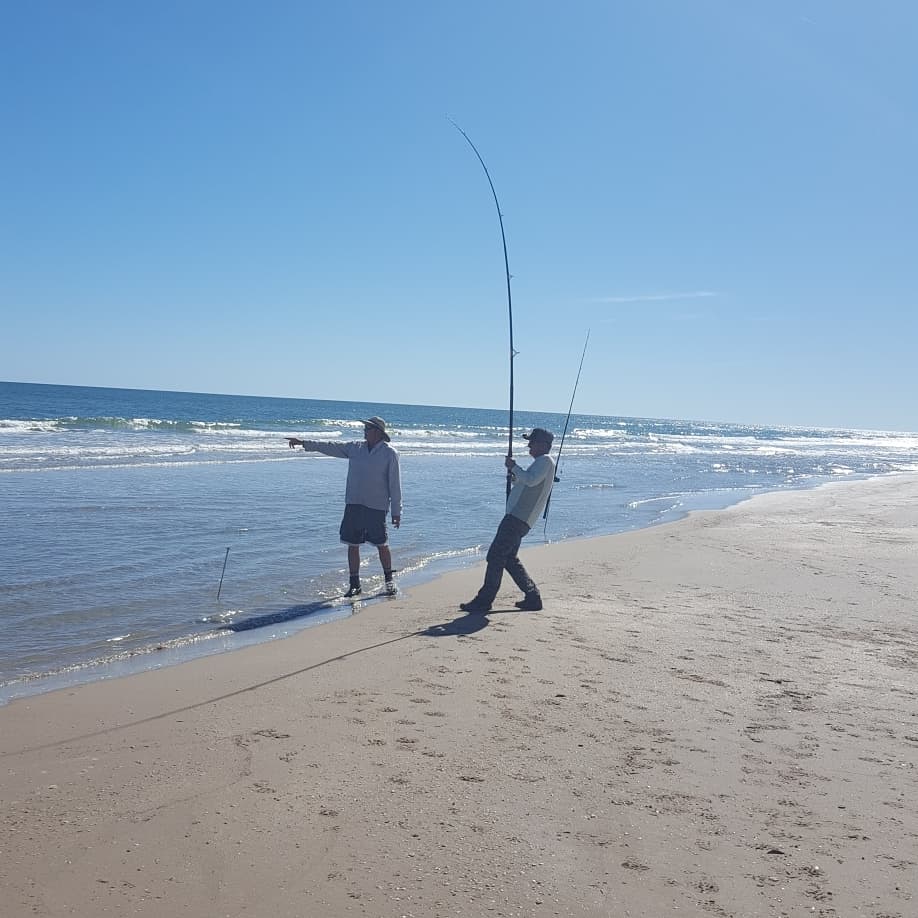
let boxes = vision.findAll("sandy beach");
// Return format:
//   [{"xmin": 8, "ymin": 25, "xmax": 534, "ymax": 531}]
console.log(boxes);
[{"xmin": 2, "ymin": 474, "xmax": 916, "ymax": 918}]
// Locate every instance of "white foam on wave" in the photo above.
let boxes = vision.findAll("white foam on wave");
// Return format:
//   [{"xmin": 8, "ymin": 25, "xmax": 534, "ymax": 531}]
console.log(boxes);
[
  {"xmin": 0, "ymin": 456, "xmax": 301, "ymax": 473},
  {"xmin": 402, "ymin": 429, "xmax": 481, "ymax": 439},
  {"xmin": 218, "ymin": 428, "xmax": 344, "ymax": 441},
  {"xmin": 0, "ymin": 629, "xmax": 229, "ymax": 693},
  {"xmin": 627, "ymin": 495, "xmax": 680, "ymax": 509},
  {"xmin": 0, "ymin": 419, "xmax": 63, "ymax": 433},
  {"xmin": 200, "ymin": 609, "xmax": 241, "ymax": 624},
  {"xmin": 3, "ymin": 411, "xmax": 917, "ymax": 477},
  {"xmin": 321, "ymin": 418, "xmax": 366, "ymax": 430},
  {"xmin": 574, "ymin": 427, "xmax": 628, "ymax": 439}
]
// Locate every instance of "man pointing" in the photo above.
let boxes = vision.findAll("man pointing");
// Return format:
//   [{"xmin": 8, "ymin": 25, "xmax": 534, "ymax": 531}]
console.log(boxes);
[{"xmin": 287, "ymin": 416, "xmax": 401, "ymax": 597}]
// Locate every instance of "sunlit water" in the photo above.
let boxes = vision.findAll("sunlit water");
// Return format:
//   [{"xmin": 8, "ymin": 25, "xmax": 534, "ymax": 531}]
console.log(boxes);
[{"xmin": 2, "ymin": 381, "xmax": 916, "ymax": 703}]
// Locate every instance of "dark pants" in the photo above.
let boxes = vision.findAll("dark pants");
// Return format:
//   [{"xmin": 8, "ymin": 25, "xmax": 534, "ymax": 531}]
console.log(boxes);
[{"xmin": 473, "ymin": 514, "xmax": 539, "ymax": 606}]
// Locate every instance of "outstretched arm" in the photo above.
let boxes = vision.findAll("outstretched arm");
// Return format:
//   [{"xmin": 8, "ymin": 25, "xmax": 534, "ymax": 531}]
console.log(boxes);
[{"xmin": 285, "ymin": 438, "xmax": 350, "ymax": 458}]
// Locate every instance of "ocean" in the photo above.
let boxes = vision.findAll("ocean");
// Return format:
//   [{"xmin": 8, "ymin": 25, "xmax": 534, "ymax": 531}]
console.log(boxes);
[{"xmin": 2, "ymin": 380, "xmax": 917, "ymax": 704}]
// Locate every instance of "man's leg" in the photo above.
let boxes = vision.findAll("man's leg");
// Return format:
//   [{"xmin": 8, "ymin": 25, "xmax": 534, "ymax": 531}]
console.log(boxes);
[
  {"xmin": 377, "ymin": 544, "xmax": 397, "ymax": 593},
  {"xmin": 493, "ymin": 516, "xmax": 532, "ymax": 602},
  {"xmin": 340, "ymin": 505, "xmax": 369, "ymax": 596},
  {"xmin": 346, "ymin": 544, "xmax": 362, "ymax": 596},
  {"xmin": 348, "ymin": 544, "xmax": 361, "ymax": 576},
  {"xmin": 505, "ymin": 554, "xmax": 542, "ymax": 610},
  {"xmin": 505, "ymin": 555, "xmax": 539, "ymax": 598},
  {"xmin": 362, "ymin": 508, "xmax": 396, "ymax": 594},
  {"xmin": 461, "ymin": 516, "xmax": 526, "ymax": 612}
]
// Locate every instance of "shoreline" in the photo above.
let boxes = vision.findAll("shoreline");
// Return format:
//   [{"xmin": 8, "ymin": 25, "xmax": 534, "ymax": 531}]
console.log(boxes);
[
  {"xmin": 2, "ymin": 472, "xmax": 917, "ymax": 916},
  {"xmin": 0, "ymin": 471, "xmax": 870, "ymax": 706}
]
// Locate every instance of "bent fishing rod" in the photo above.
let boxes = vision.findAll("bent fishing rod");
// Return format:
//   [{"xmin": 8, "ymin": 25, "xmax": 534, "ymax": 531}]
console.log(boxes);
[
  {"xmin": 449, "ymin": 118, "xmax": 516, "ymax": 498},
  {"xmin": 543, "ymin": 329, "xmax": 591, "ymax": 534}
]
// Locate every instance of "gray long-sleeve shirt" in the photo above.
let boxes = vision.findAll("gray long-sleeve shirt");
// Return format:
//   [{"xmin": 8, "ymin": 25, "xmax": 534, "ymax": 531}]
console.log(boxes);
[
  {"xmin": 506, "ymin": 453, "xmax": 555, "ymax": 528},
  {"xmin": 300, "ymin": 440, "xmax": 402, "ymax": 518}
]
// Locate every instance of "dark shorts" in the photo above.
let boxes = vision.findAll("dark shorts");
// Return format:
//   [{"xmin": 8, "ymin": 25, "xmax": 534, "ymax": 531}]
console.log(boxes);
[{"xmin": 340, "ymin": 504, "xmax": 388, "ymax": 546}]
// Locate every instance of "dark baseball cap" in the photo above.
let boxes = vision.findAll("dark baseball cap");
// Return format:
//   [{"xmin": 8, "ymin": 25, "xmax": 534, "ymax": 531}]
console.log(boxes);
[{"xmin": 523, "ymin": 427, "xmax": 554, "ymax": 446}]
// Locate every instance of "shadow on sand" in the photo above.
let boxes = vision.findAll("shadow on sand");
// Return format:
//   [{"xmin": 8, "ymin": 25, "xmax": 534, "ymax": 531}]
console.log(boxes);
[
  {"xmin": 421, "ymin": 608, "xmax": 521, "ymax": 637},
  {"xmin": 223, "ymin": 593, "xmax": 395, "ymax": 633}
]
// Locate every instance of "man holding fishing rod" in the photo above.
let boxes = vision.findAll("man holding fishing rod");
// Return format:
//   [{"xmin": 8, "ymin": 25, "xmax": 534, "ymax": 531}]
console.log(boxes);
[
  {"xmin": 286, "ymin": 416, "xmax": 401, "ymax": 597},
  {"xmin": 460, "ymin": 427, "xmax": 555, "ymax": 614}
]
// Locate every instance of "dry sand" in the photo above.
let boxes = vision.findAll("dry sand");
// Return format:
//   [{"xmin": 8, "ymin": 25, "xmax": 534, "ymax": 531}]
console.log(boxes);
[{"xmin": 1, "ymin": 474, "xmax": 916, "ymax": 917}]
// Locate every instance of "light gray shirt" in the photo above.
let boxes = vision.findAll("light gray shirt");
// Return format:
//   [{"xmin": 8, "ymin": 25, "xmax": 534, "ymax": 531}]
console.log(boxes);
[
  {"xmin": 506, "ymin": 453, "xmax": 555, "ymax": 528},
  {"xmin": 300, "ymin": 440, "xmax": 402, "ymax": 518}
]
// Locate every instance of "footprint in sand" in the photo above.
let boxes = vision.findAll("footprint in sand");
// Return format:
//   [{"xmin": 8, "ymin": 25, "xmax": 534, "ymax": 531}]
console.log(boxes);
[{"xmin": 251, "ymin": 728, "xmax": 291, "ymax": 740}]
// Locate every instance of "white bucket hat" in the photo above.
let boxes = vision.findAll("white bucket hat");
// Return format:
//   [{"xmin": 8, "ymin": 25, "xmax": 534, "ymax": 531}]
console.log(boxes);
[{"xmin": 362, "ymin": 416, "xmax": 391, "ymax": 442}]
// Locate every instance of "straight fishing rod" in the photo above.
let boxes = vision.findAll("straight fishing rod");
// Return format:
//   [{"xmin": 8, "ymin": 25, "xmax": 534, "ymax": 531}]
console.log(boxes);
[
  {"xmin": 543, "ymin": 329, "xmax": 591, "ymax": 533},
  {"xmin": 449, "ymin": 118, "xmax": 516, "ymax": 498},
  {"xmin": 216, "ymin": 546, "xmax": 230, "ymax": 600}
]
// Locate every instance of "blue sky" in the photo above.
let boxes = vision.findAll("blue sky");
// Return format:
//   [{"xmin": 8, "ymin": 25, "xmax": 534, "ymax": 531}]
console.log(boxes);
[{"xmin": 2, "ymin": 1, "xmax": 916, "ymax": 430}]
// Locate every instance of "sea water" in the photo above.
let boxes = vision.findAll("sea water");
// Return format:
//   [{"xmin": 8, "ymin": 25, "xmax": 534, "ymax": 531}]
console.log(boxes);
[{"xmin": 2, "ymin": 380, "xmax": 917, "ymax": 703}]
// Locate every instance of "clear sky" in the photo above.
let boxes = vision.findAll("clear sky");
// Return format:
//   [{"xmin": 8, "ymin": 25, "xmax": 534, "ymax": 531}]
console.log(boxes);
[{"xmin": 2, "ymin": 1, "xmax": 916, "ymax": 431}]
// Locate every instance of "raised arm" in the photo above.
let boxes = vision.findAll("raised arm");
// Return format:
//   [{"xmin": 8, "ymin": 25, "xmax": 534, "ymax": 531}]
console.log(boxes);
[{"xmin": 507, "ymin": 454, "xmax": 553, "ymax": 485}]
